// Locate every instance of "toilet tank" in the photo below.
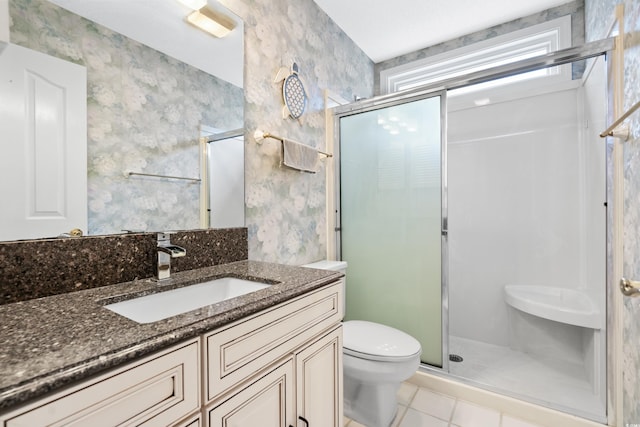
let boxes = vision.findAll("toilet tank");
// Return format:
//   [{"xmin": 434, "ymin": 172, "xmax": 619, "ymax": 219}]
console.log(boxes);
[
  {"xmin": 302, "ymin": 260, "xmax": 347, "ymax": 275},
  {"xmin": 303, "ymin": 260, "xmax": 347, "ymax": 316}
]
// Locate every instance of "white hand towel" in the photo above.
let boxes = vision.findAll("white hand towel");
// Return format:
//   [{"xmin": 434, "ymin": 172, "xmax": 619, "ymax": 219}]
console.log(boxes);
[{"xmin": 282, "ymin": 139, "xmax": 318, "ymax": 173}]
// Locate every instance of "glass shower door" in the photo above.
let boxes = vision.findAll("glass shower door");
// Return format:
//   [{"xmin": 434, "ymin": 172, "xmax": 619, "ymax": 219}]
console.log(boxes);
[{"xmin": 338, "ymin": 94, "xmax": 445, "ymax": 367}]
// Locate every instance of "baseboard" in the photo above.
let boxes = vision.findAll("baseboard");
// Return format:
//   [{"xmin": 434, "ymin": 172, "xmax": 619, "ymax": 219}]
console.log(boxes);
[{"xmin": 408, "ymin": 371, "xmax": 608, "ymax": 427}]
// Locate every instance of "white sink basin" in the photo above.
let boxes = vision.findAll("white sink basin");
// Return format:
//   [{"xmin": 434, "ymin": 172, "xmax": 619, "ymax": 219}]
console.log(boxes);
[{"xmin": 105, "ymin": 277, "xmax": 271, "ymax": 323}]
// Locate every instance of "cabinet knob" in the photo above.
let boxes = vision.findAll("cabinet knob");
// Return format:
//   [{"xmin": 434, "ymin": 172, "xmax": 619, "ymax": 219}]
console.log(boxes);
[{"xmin": 298, "ymin": 415, "xmax": 309, "ymax": 427}]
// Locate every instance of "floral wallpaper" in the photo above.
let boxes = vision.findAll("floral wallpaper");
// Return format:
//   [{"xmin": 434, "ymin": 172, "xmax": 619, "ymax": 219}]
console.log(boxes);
[
  {"xmin": 9, "ymin": 0, "xmax": 243, "ymax": 235},
  {"xmin": 9, "ymin": 0, "xmax": 373, "ymax": 264},
  {"xmin": 219, "ymin": 0, "xmax": 374, "ymax": 264},
  {"xmin": 585, "ymin": 0, "xmax": 640, "ymax": 424}
]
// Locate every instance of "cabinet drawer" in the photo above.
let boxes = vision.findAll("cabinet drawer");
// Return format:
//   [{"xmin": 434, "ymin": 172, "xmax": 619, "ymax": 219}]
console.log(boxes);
[
  {"xmin": 5, "ymin": 339, "xmax": 200, "ymax": 427},
  {"xmin": 205, "ymin": 279, "xmax": 343, "ymax": 402}
]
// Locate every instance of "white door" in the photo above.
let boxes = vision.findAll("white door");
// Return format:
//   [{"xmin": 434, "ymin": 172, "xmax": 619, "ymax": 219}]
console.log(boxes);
[{"xmin": 0, "ymin": 43, "xmax": 87, "ymax": 241}]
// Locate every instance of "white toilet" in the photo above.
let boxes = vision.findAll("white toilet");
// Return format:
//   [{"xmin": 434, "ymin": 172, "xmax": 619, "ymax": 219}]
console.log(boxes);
[{"xmin": 303, "ymin": 260, "xmax": 422, "ymax": 427}]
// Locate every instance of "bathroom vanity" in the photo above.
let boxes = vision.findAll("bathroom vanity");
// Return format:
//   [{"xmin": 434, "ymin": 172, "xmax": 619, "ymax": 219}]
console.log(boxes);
[{"xmin": 0, "ymin": 261, "xmax": 344, "ymax": 426}]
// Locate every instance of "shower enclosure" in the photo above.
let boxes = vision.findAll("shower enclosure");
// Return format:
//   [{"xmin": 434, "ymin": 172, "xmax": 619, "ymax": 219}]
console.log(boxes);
[
  {"xmin": 200, "ymin": 128, "xmax": 245, "ymax": 228},
  {"xmin": 335, "ymin": 40, "xmax": 612, "ymax": 423}
]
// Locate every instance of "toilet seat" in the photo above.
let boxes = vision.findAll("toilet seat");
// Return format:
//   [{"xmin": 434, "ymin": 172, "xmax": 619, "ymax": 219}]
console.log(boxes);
[{"xmin": 343, "ymin": 320, "xmax": 421, "ymax": 362}]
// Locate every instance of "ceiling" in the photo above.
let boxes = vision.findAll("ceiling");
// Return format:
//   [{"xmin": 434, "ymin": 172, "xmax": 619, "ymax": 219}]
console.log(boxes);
[{"xmin": 312, "ymin": 0, "xmax": 573, "ymax": 63}]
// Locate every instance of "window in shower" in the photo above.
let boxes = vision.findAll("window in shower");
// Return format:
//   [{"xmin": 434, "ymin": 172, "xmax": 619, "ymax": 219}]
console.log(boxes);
[
  {"xmin": 338, "ymin": 94, "xmax": 445, "ymax": 367},
  {"xmin": 380, "ymin": 16, "xmax": 571, "ymax": 95}
]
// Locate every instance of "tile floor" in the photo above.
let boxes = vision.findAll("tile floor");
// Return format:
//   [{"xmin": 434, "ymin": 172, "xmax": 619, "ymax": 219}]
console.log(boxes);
[{"xmin": 343, "ymin": 382, "xmax": 543, "ymax": 427}]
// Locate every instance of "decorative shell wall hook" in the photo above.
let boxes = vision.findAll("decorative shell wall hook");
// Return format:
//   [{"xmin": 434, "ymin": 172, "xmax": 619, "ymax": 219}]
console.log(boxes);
[{"xmin": 274, "ymin": 62, "xmax": 307, "ymax": 120}]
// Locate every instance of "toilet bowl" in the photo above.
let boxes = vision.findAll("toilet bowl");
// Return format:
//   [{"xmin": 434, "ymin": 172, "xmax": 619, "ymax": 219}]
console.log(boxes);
[
  {"xmin": 343, "ymin": 320, "xmax": 421, "ymax": 427},
  {"xmin": 302, "ymin": 260, "xmax": 422, "ymax": 427}
]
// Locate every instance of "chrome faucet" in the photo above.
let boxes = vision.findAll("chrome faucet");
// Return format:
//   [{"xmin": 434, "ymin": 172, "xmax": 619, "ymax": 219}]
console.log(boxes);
[{"xmin": 156, "ymin": 232, "xmax": 186, "ymax": 281}]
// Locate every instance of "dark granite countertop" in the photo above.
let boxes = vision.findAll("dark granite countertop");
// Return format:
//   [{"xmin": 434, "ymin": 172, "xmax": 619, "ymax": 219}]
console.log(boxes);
[{"xmin": 0, "ymin": 260, "xmax": 342, "ymax": 411}]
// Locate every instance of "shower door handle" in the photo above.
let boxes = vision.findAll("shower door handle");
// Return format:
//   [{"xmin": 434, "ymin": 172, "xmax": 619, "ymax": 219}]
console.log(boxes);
[{"xmin": 620, "ymin": 278, "xmax": 640, "ymax": 297}]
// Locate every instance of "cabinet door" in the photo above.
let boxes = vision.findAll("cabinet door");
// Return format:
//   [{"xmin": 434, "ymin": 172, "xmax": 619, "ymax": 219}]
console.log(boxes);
[
  {"xmin": 172, "ymin": 413, "xmax": 201, "ymax": 427},
  {"xmin": 296, "ymin": 326, "xmax": 343, "ymax": 427},
  {"xmin": 207, "ymin": 359, "xmax": 295, "ymax": 427}
]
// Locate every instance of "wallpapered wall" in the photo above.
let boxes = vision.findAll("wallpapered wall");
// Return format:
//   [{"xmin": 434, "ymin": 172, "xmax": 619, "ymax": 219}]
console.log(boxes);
[
  {"xmin": 219, "ymin": 0, "xmax": 374, "ymax": 264},
  {"xmin": 9, "ymin": 0, "xmax": 243, "ymax": 235},
  {"xmin": 10, "ymin": 0, "xmax": 374, "ymax": 264},
  {"xmin": 585, "ymin": 0, "xmax": 640, "ymax": 423}
]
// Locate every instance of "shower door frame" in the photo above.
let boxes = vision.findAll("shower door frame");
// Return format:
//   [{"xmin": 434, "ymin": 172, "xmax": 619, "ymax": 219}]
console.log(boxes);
[
  {"xmin": 333, "ymin": 36, "xmax": 615, "ymax": 377},
  {"xmin": 334, "ymin": 88, "xmax": 450, "ymax": 369}
]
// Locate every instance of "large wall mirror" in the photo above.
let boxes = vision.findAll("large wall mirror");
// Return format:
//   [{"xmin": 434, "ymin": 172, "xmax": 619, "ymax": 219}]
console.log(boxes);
[{"xmin": 0, "ymin": 0, "xmax": 244, "ymax": 242}]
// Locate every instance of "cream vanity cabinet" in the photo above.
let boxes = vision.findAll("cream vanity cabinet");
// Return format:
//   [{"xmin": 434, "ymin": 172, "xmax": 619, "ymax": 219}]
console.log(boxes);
[
  {"xmin": 205, "ymin": 279, "xmax": 344, "ymax": 427},
  {"xmin": 0, "ymin": 278, "xmax": 344, "ymax": 427},
  {"xmin": 207, "ymin": 328, "xmax": 342, "ymax": 426}
]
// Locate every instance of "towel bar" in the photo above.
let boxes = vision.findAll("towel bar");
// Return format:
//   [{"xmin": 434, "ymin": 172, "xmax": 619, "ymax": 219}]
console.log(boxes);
[
  {"xmin": 127, "ymin": 172, "xmax": 201, "ymax": 182},
  {"xmin": 253, "ymin": 129, "xmax": 332, "ymax": 157},
  {"xmin": 600, "ymin": 99, "xmax": 640, "ymax": 139}
]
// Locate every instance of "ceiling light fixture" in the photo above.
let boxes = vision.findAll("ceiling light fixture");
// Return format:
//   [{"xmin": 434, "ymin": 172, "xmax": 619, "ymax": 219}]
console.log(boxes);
[
  {"xmin": 187, "ymin": 6, "xmax": 236, "ymax": 38},
  {"xmin": 176, "ymin": 0, "xmax": 207, "ymax": 10}
]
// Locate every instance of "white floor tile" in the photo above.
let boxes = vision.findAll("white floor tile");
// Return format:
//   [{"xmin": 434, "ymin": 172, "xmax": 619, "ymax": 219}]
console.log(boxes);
[
  {"xmin": 391, "ymin": 404, "xmax": 408, "ymax": 427},
  {"xmin": 398, "ymin": 408, "xmax": 449, "ymax": 427},
  {"xmin": 450, "ymin": 400, "xmax": 500, "ymax": 427},
  {"xmin": 409, "ymin": 388, "xmax": 456, "ymax": 421},
  {"xmin": 347, "ymin": 382, "xmax": 551, "ymax": 427},
  {"xmin": 345, "ymin": 405, "xmax": 408, "ymax": 426},
  {"xmin": 397, "ymin": 382, "xmax": 419, "ymax": 406},
  {"xmin": 501, "ymin": 415, "xmax": 544, "ymax": 427}
]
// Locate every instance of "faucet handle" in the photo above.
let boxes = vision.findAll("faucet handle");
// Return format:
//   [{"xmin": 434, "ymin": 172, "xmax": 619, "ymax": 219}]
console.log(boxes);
[{"xmin": 162, "ymin": 245, "xmax": 187, "ymax": 257}]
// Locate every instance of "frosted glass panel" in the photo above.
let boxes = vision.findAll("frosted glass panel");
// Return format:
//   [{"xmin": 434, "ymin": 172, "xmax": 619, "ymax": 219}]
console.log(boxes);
[{"xmin": 340, "ymin": 96, "xmax": 442, "ymax": 366}]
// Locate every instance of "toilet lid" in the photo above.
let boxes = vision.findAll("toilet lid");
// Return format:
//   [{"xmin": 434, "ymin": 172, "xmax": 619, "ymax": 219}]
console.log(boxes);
[{"xmin": 343, "ymin": 320, "xmax": 421, "ymax": 362}]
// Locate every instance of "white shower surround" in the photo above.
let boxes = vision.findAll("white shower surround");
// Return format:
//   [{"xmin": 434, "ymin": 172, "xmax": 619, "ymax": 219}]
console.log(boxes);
[
  {"xmin": 448, "ymin": 80, "xmax": 605, "ymax": 341},
  {"xmin": 447, "ymin": 69, "xmax": 607, "ymax": 419}
]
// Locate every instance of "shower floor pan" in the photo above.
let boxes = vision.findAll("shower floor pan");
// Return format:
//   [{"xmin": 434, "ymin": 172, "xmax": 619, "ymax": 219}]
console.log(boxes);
[
  {"xmin": 504, "ymin": 285, "xmax": 601, "ymax": 329},
  {"xmin": 448, "ymin": 335, "xmax": 606, "ymax": 423}
]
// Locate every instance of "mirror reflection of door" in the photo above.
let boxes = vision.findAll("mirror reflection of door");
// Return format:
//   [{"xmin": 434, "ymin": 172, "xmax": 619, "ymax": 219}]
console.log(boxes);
[
  {"xmin": 201, "ymin": 126, "xmax": 245, "ymax": 228},
  {"xmin": 0, "ymin": 44, "xmax": 87, "ymax": 241}
]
